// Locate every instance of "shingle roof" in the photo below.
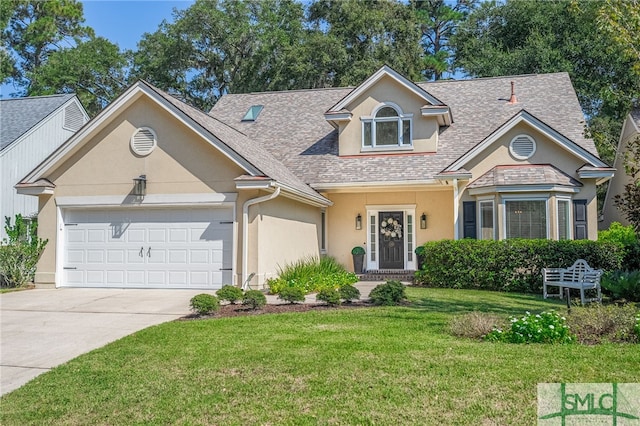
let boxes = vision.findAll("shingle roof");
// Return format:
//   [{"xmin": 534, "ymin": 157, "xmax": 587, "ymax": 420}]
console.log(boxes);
[
  {"xmin": 145, "ymin": 83, "xmax": 329, "ymax": 204},
  {"xmin": 211, "ymin": 72, "xmax": 597, "ymax": 186},
  {"xmin": 467, "ymin": 164, "xmax": 582, "ymax": 189},
  {"xmin": 0, "ymin": 94, "xmax": 75, "ymax": 150}
]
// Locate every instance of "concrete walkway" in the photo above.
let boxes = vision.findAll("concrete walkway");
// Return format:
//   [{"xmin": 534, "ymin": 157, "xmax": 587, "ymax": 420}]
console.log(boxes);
[{"xmin": 0, "ymin": 282, "xmax": 383, "ymax": 396}]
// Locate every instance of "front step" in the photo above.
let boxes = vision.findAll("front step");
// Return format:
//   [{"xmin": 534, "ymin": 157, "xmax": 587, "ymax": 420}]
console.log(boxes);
[{"xmin": 358, "ymin": 270, "xmax": 415, "ymax": 283}]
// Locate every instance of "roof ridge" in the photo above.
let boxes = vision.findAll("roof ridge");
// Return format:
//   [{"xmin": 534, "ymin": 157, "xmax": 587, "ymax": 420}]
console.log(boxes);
[
  {"xmin": 0, "ymin": 93, "xmax": 74, "ymax": 102},
  {"xmin": 416, "ymin": 72, "xmax": 569, "ymax": 86}
]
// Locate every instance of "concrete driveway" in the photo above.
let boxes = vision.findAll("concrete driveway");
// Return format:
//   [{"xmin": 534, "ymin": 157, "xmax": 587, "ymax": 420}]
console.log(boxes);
[{"xmin": 0, "ymin": 288, "xmax": 203, "ymax": 396}]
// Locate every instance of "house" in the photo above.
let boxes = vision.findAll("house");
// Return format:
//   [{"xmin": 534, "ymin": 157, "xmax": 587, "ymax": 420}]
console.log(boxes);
[
  {"xmin": 1, "ymin": 94, "xmax": 89, "ymax": 240},
  {"xmin": 600, "ymin": 108, "xmax": 639, "ymax": 229},
  {"xmin": 16, "ymin": 66, "xmax": 614, "ymax": 290}
]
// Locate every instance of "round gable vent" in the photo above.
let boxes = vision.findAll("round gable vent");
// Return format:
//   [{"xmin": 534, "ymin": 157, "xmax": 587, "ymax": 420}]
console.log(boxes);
[
  {"xmin": 509, "ymin": 134, "xmax": 536, "ymax": 160},
  {"xmin": 131, "ymin": 127, "xmax": 157, "ymax": 156}
]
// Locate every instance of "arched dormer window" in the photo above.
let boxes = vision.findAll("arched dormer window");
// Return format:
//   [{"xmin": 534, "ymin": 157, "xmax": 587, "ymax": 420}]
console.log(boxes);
[{"xmin": 362, "ymin": 103, "xmax": 413, "ymax": 149}]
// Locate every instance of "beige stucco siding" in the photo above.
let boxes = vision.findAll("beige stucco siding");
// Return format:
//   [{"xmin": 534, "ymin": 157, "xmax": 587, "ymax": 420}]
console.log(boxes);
[
  {"xmin": 601, "ymin": 116, "xmax": 638, "ymax": 229},
  {"xmin": 459, "ymin": 122, "xmax": 599, "ymax": 240},
  {"xmin": 246, "ymin": 196, "xmax": 322, "ymax": 286},
  {"xmin": 324, "ymin": 189, "xmax": 453, "ymax": 272},
  {"xmin": 338, "ymin": 75, "xmax": 439, "ymax": 156},
  {"xmin": 34, "ymin": 96, "xmax": 248, "ymax": 287}
]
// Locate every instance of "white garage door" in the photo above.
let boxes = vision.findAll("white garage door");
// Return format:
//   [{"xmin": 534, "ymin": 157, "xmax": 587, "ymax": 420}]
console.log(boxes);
[{"xmin": 63, "ymin": 208, "xmax": 233, "ymax": 289}]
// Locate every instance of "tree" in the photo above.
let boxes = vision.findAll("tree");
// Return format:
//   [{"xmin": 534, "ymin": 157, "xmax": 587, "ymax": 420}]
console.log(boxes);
[
  {"xmin": 598, "ymin": 0, "xmax": 640, "ymax": 77},
  {"xmin": 614, "ymin": 135, "xmax": 640, "ymax": 232},
  {"xmin": 28, "ymin": 37, "xmax": 129, "ymax": 115},
  {"xmin": 132, "ymin": 0, "xmax": 312, "ymax": 111},
  {"xmin": 308, "ymin": 0, "xmax": 423, "ymax": 86},
  {"xmin": 452, "ymin": 0, "xmax": 640, "ymax": 165},
  {"xmin": 2, "ymin": 0, "xmax": 93, "ymax": 92},
  {"xmin": 412, "ymin": 0, "xmax": 476, "ymax": 80}
]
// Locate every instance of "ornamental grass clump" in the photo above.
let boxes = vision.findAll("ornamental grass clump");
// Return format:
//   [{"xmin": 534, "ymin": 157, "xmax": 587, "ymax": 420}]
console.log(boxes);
[
  {"xmin": 486, "ymin": 311, "xmax": 574, "ymax": 344},
  {"xmin": 266, "ymin": 256, "xmax": 358, "ymax": 294}
]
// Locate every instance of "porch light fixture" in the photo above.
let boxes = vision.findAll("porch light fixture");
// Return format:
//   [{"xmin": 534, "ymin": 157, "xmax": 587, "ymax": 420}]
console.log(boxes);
[
  {"xmin": 133, "ymin": 174, "xmax": 147, "ymax": 199},
  {"xmin": 355, "ymin": 213, "xmax": 362, "ymax": 230},
  {"xmin": 420, "ymin": 213, "xmax": 427, "ymax": 229}
]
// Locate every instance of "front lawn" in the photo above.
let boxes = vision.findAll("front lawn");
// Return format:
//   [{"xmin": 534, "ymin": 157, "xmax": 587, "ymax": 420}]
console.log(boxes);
[{"xmin": 1, "ymin": 288, "xmax": 638, "ymax": 425}]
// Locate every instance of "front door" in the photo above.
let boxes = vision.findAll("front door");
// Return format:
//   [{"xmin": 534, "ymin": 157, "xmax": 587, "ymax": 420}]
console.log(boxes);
[{"xmin": 379, "ymin": 212, "xmax": 404, "ymax": 269}]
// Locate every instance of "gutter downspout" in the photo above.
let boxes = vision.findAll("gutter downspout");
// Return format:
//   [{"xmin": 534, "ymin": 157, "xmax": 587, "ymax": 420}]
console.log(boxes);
[
  {"xmin": 453, "ymin": 178, "xmax": 459, "ymax": 240},
  {"xmin": 242, "ymin": 186, "xmax": 281, "ymax": 290}
]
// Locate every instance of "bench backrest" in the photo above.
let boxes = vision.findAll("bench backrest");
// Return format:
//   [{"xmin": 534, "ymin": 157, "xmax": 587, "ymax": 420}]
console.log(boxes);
[{"xmin": 567, "ymin": 259, "xmax": 597, "ymax": 281}]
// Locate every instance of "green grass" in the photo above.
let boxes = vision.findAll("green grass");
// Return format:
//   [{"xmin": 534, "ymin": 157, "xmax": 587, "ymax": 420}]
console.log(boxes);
[{"xmin": 1, "ymin": 288, "xmax": 638, "ymax": 425}]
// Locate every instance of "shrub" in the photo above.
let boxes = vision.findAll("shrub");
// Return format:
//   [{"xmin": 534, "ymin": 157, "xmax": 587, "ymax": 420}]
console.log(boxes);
[
  {"xmin": 243, "ymin": 290, "xmax": 266, "ymax": 310},
  {"xmin": 266, "ymin": 256, "xmax": 358, "ymax": 294},
  {"xmin": 449, "ymin": 312, "xmax": 507, "ymax": 339},
  {"xmin": 189, "ymin": 294, "xmax": 220, "ymax": 316},
  {"xmin": 278, "ymin": 287, "xmax": 305, "ymax": 304},
  {"xmin": 414, "ymin": 239, "xmax": 623, "ymax": 293},
  {"xmin": 216, "ymin": 285, "xmax": 244, "ymax": 304},
  {"xmin": 598, "ymin": 222, "xmax": 638, "ymax": 247},
  {"xmin": 486, "ymin": 311, "xmax": 574, "ymax": 344},
  {"xmin": 565, "ymin": 304, "xmax": 639, "ymax": 344},
  {"xmin": 339, "ymin": 284, "xmax": 360, "ymax": 303},
  {"xmin": 635, "ymin": 313, "xmax": 640, "ymax": 339},
  {"xmin": 351, "ymin": 246, "xmax": 365, "ymax": 255},
  {"xmin": 601, "ymin": 270, "xmax": 640, "ymax": 302},
  {"xmin": 0, "ymin": 215, "xmax": 48, "ymax": 288},
  {"xmin": 317, "ymin": 288, "xmax": 341, "ymax": 306},
  {"xmin": 369, "ymin": 280, "xmax": 406, "ymax": 306}
]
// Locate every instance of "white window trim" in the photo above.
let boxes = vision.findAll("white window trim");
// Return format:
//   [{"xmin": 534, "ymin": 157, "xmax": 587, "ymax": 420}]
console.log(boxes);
[
  {"xmin": 500, "ymin": 195, "xmax": 550, "ymax": 239},
  {"xmin": 365, "ymin": 205, "xmax": 416, "ymax": 271},
  {"xmin": 556, "ymin": 196, "xmax": 573, "ymax": 240},
  {"xmin": 478, "ymin": 197, "xmax": 496, "ymax": 240},
  {"xmin": 361, "ymin": 102, "xmax": 413, "ymax": 151},
  {"xmin": 320, "ymin": 209, "xmax": 328, "ymax": 254}
]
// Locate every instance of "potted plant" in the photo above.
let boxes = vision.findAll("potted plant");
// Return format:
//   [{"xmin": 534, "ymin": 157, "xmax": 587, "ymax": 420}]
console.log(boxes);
[{"xmin": 351, "ymin": 246, "xmax": 365, "ymax": 274}]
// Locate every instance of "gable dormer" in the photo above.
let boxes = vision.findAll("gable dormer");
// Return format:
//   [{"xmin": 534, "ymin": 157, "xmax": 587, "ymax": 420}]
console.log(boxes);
[{"xmin": 325, "ymin": 65, "xmax": 452, "ymax": 156}]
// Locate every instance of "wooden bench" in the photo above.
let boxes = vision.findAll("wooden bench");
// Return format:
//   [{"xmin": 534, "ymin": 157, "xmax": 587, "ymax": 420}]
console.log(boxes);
[{"xmin": 542, "ymin": 259, "xmax": 602, "ymax": 305}]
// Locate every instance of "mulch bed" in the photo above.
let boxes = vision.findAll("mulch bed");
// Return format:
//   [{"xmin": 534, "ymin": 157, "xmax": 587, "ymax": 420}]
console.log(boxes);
[{"xmin": 179, "ymin": 300, "xmax": 374, "ymax": 320}]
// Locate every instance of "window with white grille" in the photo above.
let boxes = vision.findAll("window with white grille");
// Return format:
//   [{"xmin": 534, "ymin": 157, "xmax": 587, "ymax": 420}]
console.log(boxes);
[
  {"xmin": 509, "ymin": 134, "xmax": 536, "ymax": 160},
  {"xmin": 130, "ymin": 127, "xmax": 157, "ymax": 156}
]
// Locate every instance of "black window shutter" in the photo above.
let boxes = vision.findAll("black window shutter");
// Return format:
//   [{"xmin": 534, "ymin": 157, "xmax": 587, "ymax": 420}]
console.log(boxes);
[
  {"xmin": 463, "ymin": 201, "xmax": 477, "ymax": 239},
  {"xmin": 573, "ymin": 199, "xmax": 588, "ymax": 240}
]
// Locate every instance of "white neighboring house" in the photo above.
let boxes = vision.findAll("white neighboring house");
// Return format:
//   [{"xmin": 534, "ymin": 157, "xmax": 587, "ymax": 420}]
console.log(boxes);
[{"xmin": 0, "ymin": 94, "xmax": 89, "ymax": 240}]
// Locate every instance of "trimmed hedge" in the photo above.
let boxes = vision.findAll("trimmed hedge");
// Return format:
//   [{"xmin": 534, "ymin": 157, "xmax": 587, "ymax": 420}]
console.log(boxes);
[{"xmin": 414, "ymin": 239, "xmax": 623, "ymax": 293}]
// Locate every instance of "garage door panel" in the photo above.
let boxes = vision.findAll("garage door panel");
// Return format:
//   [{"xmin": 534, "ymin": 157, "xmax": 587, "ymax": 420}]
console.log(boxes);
[{"xmin": 63, "ymin": 207, "xmax": 232, "ymax": 289}]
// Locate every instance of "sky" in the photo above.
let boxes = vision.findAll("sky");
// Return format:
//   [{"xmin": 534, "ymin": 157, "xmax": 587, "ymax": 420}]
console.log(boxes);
[
  {"xmin": 81, "ymin": 0, "xmax": 194, "ymax": 51},
  {"xmin": 1, "ymin": 1, "xmax": 194, "ymax": 97}
]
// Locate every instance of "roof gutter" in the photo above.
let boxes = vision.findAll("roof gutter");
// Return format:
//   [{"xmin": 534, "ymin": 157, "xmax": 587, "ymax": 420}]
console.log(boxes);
[{"xmin": 241, "ymin": 185, "xmax": 281, "ymax": 290}]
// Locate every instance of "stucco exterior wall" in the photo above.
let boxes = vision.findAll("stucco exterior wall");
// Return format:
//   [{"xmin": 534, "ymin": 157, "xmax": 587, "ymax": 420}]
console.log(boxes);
[
  {"xmin": 601, "ymin": 115, "xmax": 638, "ymax": 229},
  {"xmin": 458, "ymin": 122, "xmax": 600, "ymax": 240},
  {"xmin": 338, "ymin": 75, "xmax": 439, "ymax": 156},
  {"xmin": 247, "ymin": 195, "xmax": 321, "ymax": 286},
  {"xmin": 34, "ymin": 96, "xmax": 249, "ymax": 287},
  {"xmin": 324, "ymin": 188, "xmax": 453, "ymax": 271}
]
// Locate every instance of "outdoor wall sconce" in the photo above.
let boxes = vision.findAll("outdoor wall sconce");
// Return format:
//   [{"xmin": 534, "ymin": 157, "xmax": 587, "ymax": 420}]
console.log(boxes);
[
  {"xmin": 133, "ymin": 174, "xmax": 147, "ymax": 199},
  {"xmin": 420, "ymin": 213, "xmax": 427, "ymax": 229},
  {"xmin": 355, "ymin": 213, "xmax": 362, "ymax": 230}
]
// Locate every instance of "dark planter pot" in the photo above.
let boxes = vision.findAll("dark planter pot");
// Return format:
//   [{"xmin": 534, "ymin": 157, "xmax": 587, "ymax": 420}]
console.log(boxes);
[
  {"xmin": 416, "ymin": 254, "xmax": 425, "ymax": 271},
  {"xmin": 352, "ymin": 253, "xmax": 365, "ymax": 274}
]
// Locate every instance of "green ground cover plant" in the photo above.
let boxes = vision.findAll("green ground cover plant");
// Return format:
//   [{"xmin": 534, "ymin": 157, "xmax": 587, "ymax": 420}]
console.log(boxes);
[
  {"xmin": 1, "ymin": 288, "xmax": 638, "ymax": 425},
  {"xmin": 486, "ymin": 311, "xmax": 574, "ymax": 344},
  {"xmin": 266, "ymin": 256, "xmax": 358, "ymax": 294}
]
